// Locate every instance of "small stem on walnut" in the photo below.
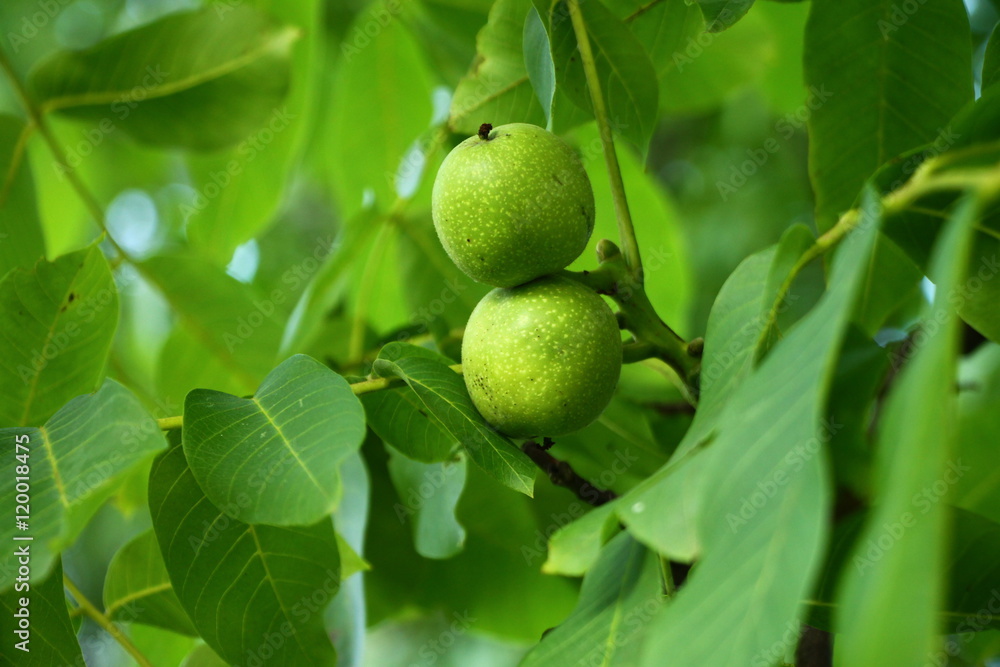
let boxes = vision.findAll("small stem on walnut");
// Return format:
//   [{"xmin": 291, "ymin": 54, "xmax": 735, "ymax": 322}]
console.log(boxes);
[
  {"xmin": 622, "ymin": 341, "xmax": 655, "ymax": 363},
  {"xmin": 521, "ymin": 440, "xmax": 617, "ymax": 506},
  {"xmin": 561, "ymin": 241, "xmax": 700, "ymax": 397}
]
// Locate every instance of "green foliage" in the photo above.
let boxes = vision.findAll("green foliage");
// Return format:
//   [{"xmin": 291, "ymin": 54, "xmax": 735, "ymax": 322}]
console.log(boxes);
[
  {"xmin": 0, "ymin": 379, "xmax": 165, "ymax": 589},
  {"xmin": 805, "ymin": 0, "xmax": 973, "ymax": 229},
  {"xmin": 521, "ymin": 532, "xmax": 661, "ymax": 665},
  {"xmin": 449, "ymin": 0, "xmax": 546, "ymax": 133},
  {"xmin": 836, "ymin": 197, "xmax": 980, "ymax": 665},
  {"xmin": 548, "ymin": 0, "xmax": 659, "ymax": 152},
  {"xmin": 1, "ymin": 0, "xmax": 999, "ymax": 664},
  {"xmin": 373, "ymin": 342, "xmax": 536, "ymax": 495},
  {"xmin": 149, "ymin": 438, "xmax": 341, "ymax": 666},
  {"xmin": 183, "ymin": 354, "xmax": 365, "ymax": 526},
  {"xmin": 0, "ymin": 115, "xmax": 44, "ymax": 274},
  {"xmin": 0, "ymin": 561, "xmax": 82, "ymax": 666},
  {"xmin": 0, "ymin": 243, "xmax": 117, "ymax": 426},
  {"xmin": 29, "ymin": 6, "xmax": 296, "ymax": 152},
  {"xmin": 103, "ymin": 530, "xmax": 197, "ymax": 636}
]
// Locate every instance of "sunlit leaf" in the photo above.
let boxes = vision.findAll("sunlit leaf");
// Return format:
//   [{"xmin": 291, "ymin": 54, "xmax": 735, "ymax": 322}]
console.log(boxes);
[
  {"xmin": 0, "ymin": 379, "xmax": 167, "ymax": 590},
  {"xmin": 329, "ymin": 12, "xmax": 434, "ymax": 218},
  {"xmin": 548, "ymin": 0, "xmax": 659, "ymax": 153},
  {"xmin": 449, "ymin": 0, "xmax": 546, "ymax": 134},
  {"xmin": 0, "ymin": 243, "xmax": 117, "ymax": 427},
  {"xmin": 184, "ymin": 354, "xmax": 365, "ymax": 526},
  {"xmin": 149, "ymin": 437, "xmax": 340, "ymax": 666},
  {"xmin": 638, "ymin": 191, "xmax": 880, "ymax": 666},
  {"xmin": 29, "ymin": 6, "xmax": 297, "ymax": 151},
  {"xmin": 373, "ymin": 342, "xmax": 536, "ymax": 496}
]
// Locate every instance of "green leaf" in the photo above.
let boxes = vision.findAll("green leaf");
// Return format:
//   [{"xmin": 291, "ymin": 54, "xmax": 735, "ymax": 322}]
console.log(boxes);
[
  {"xmin": 521, "ymin": 532, "xmax": 662, "ymax": 667},
  {"xmin": 0, "ymin": 561, "xmax": 82, "ymax": 666},
  {"xmin": 0, "ymin": 115, "xmax": 45, "ymax": 276},
  {"xmin": 696, "ymin": 0, "xmax": 756, "ymax": 32},
  {"xmin": 954, "ymin": 343, "xmax": 1000, "ymax": 524},
  {"xmin": 983, "ymin": 23, "xmax": 1000, "ymax": 90},
  {"xmin": 835, "ymin": 197, "xmax": 982, "ymax": 665},
  {"xmin": 553, "ymin": 394, "xmax": 670, "ymax": 495},
  {"xmin": 617, "ymin": 224, "xmax": 811, "ymax": 560},
  {"xmin": 638, "ymin": 191, "xmax": 882, "ymax": 666},
  {"xmin": 0, "ymin": 379, "xmax": 167, "ymax": 591},
  {"xmin": 183, "ymin": 354, "xmax": 365, "ymax": 526},
  {"xmin": 373, "ymin": 342, "xmax": 536, "ymax": 496},
  {"xmin": 850, "ymin": 233, "xmax": 923, "ymax": 335},
  {"xmin": 808, "ymin": 506, "xmax": 1000, "ymax": 632},
  {"xmin": 943, "ymin": 508, "xmax": 1000, "ymax": 629},
  {"xmin": 609, "ymin": 0, "xmax": 772, "ymax": 115},
  {"xmin": 954, "ymin": 209, "xmax": 1000, "ymax": 344},
  {"xmin": 542, "ymin": 500, "xmax": 621, "ymax": 576},
  {"xmin": 344, "ymin": 223, "xmax": 410, "ymax": 339},
  {"xmin": 549, "ymin": 0, "xmax": 659, "ymax": 153},
  {"xmin": 29, "ymin": 6, "xmax": 297, "ymax": 152},
  {"xmin": 183, "ymin": 0, "xmax": 321, "ymax": 261},
  {"xmin": 180, "ymin": 643, "xmax": 229, "ymax": 667},
  {"xmin": 149, "ymin": 438, "xmax": 340, "ymax": 666},
  {"xmin": 449, "ymin": 0, "xmax": 546, "ymax": 134},
  {"xmin": 103, "ymin": 529, "xmax": 196, "ymax": 636},
  {"xmin": 335, "ymin": 531, "xmax": 371, "ymax": 581},
  {"xmin": 387, "ymin": 451, "xmax": 467, "ymax": 559},
  {"xmin": 523, "ymin": 5, "xmax": 556, "ymax": 125},
  {"xmin": 804, "ymin": 0, "xmax": 973, "ymax": 229},
  {"xmin": 365, "ymin": 459, "xmax": 575, "ymax": 640},
  {"xmin": 399, "ymin": 0, "xmax": 492, "ymax": 83},
  {"xmin": 0, "ymin": 243, "xmax": 117, "ymax": 427},
  {"xmin": 362, "ymin": 386, "xmax": 459, "ymax": 463},
  {"xmin": 329, "ymin": 11, "xmax": 434, "ymax": 218},
  {"xmin": 143, "ymin": 253, "xmax": 284, "ymax": 401}
]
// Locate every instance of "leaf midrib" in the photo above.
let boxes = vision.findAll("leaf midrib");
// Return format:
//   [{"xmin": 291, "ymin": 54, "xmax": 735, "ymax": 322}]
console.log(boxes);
[{"xmin": 39, "ymin": 26, "xmax": 300, "ymax": 113}]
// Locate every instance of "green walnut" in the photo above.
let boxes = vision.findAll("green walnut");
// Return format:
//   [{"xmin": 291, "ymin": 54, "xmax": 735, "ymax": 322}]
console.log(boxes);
[
  {"xmin": 462, "ymin": 275, "xmax": 622, "ymax": 437},
  {"xmin": 432, "ymin": 122, "xmax": 595, "ymax": 288}
]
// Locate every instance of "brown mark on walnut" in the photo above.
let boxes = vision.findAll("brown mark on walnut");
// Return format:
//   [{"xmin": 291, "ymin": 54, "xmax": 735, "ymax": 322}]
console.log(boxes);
[{"xmin": 478, "ymin": 123, "xmax": 493, "ymax": 140}]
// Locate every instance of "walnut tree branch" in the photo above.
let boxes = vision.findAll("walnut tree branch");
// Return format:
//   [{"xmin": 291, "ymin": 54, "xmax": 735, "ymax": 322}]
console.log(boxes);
[{"xmin": 521, "ymin": 439, "xmax": 617, "ymax": 506}]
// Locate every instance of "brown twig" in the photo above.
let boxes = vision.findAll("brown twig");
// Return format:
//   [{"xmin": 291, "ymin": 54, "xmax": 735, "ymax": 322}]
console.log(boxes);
[
  {"xmin": 795, "ymin": 625, "xmax": 833, "ymax": 667},
  {"xmin": 521, "ymin": 440, "xmax": 617, "ymax": 506},
  {"xmin": 646, "ymin": 401, "xmax": 697, "ymax": 416}
]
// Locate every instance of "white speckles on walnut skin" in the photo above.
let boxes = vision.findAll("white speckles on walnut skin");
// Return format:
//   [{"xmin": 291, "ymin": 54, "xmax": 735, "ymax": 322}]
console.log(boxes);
[
  {"xmin": 462, "ymin": 275, "xmax": 622, "ymax": 437},
  {"xmin": 432, "ymin": 123, "xmax": 596, "ymax": 288}
]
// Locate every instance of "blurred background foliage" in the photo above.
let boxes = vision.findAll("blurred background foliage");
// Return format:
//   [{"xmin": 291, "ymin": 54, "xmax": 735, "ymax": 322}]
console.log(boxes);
[{"xmin": 1, "ymin": 0, "xmax": 999, "ymax": 664}]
